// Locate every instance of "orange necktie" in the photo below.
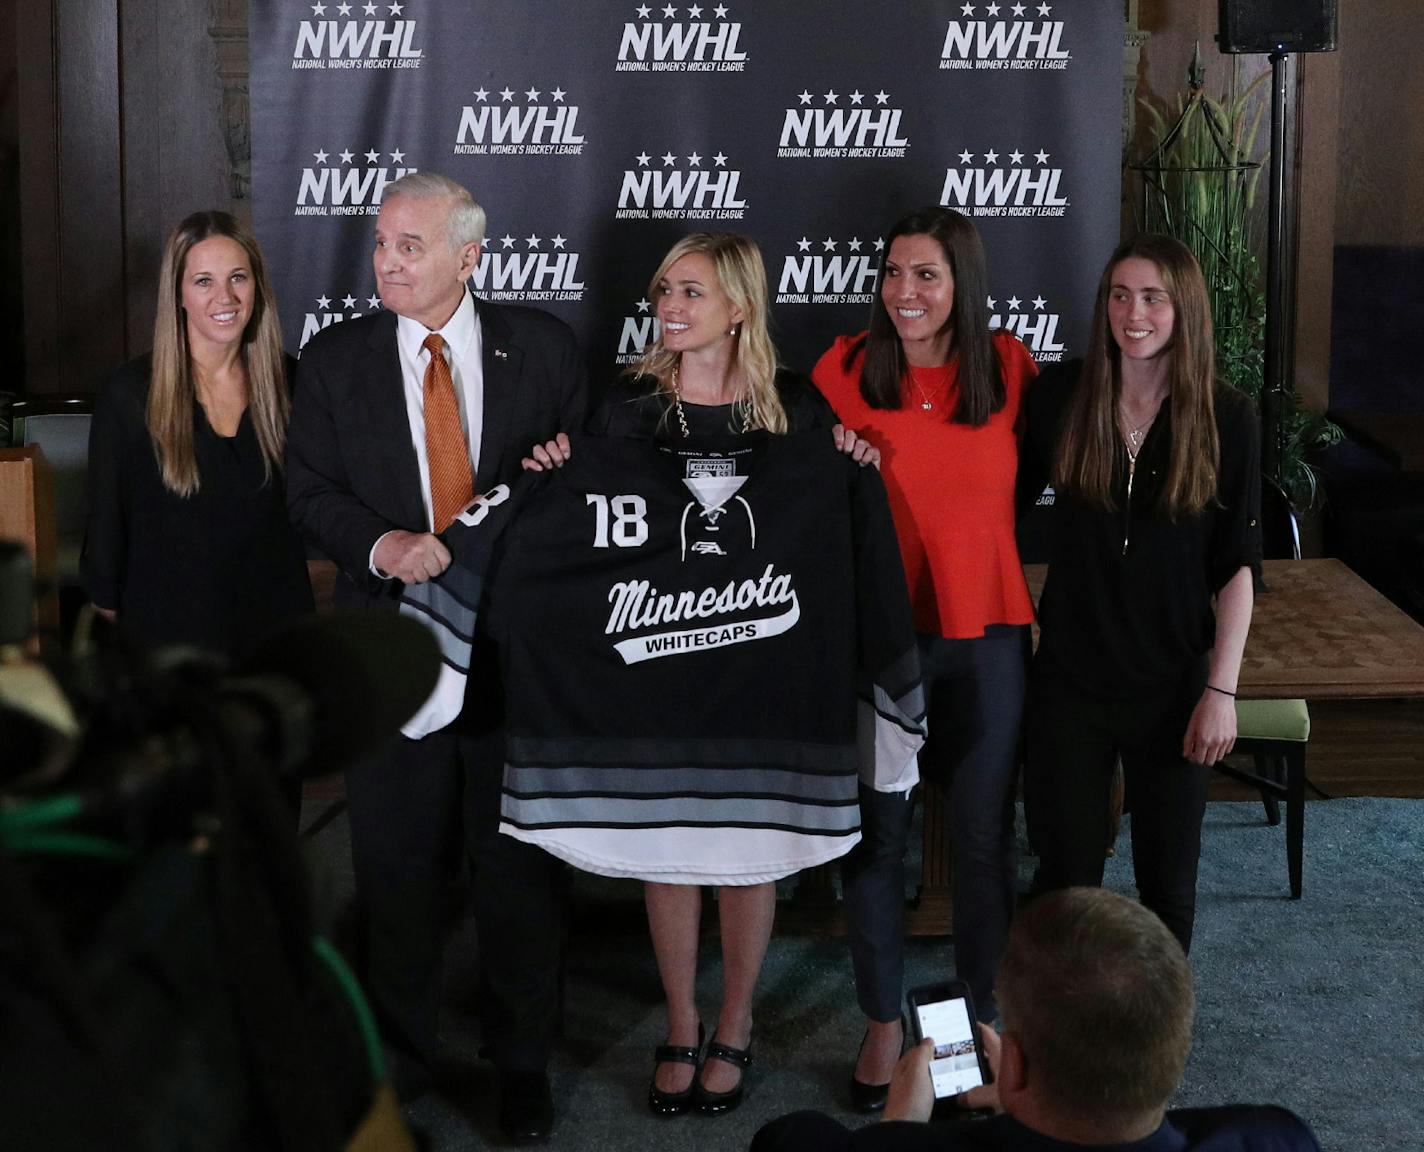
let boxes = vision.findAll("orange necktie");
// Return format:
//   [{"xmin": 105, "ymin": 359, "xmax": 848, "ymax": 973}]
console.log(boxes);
[{"xmin": 422, "ymin": 333, "xmax": 474, "ymax": 532}]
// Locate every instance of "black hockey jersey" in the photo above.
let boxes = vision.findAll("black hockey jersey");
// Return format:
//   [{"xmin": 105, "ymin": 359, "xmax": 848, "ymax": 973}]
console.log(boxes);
[{"xmin": 400, "ymin": 430, "xmax": 925, "ymax": 882}]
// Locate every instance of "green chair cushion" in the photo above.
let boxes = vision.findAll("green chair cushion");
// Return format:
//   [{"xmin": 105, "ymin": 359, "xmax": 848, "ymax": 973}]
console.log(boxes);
[{"xmin": 1235, "ymin": 698, "xmax": 1311, "ymax": 742}]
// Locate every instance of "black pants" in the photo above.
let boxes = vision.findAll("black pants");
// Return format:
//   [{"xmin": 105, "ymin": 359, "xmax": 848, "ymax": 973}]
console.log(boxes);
[
  {"xmin": 842, "ymin": 625, "xmax": 1027, "ymax": 1024},
  {"xmin": 345, "ymin": 721, "xmax": 569, "ymax": 1081},
  {"xmin": 1023, "ymin": 656, "xmax": 1209, "ymax": 952}
]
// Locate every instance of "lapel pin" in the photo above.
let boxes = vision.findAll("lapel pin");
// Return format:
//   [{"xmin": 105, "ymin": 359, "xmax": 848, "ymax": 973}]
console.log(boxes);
[{"xmin": 493, "ymin": 348, "xmax": 508, "ymax": 359}]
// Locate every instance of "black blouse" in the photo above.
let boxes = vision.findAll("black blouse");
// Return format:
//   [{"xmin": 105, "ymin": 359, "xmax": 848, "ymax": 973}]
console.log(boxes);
[
  {"xmin": 1021, "ymin": 360, "xmax": 1262, "ymax": 696},
  {"xmin": 587, "ymin": 369, "xmax": 838, "ymax": 439},
  {"xmin": 81, "ymin": 355, "xmax": 314, "ymax": 658}
]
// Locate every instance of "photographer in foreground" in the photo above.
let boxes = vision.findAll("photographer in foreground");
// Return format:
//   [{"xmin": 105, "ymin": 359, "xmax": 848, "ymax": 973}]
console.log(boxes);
[{"xmin": 753, "ymin": 888, "xmax": 1320, "ymax": 1152}]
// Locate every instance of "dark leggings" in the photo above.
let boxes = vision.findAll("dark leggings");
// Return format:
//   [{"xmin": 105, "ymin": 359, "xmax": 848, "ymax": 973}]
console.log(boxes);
[
  {"xmin": 842, "ymin": 625, "xmax": 1028, "ymax": 1024},
  {"xmin": 1023, "ymin": 656, "xmax": 1209, "ymax": 952}
]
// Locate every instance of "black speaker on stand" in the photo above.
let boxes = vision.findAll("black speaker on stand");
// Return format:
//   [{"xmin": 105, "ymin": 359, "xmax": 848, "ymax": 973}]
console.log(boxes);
[{"xmin": 1218, "ymin": 0, "xmax": 1337, "ymax": 490}]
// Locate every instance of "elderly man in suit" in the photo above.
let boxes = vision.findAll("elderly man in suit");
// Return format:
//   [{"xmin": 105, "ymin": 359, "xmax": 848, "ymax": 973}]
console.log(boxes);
[{"xmin": 287, "ymin": 171, "xmax": 585, "ymax": 1143}]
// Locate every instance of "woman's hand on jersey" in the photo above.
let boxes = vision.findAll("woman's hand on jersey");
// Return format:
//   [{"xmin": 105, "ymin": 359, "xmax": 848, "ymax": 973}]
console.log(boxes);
[
  {"xmin": 522, "ymin": 432, "xmax": 572, "ymax": 472},
  {"xmin": 1183, "ymin": 689, "xmax": 1237, "ymax": 765},
  {"xmin": 832, "ymin": 424, "xmax": 881, "ymax": 469}
]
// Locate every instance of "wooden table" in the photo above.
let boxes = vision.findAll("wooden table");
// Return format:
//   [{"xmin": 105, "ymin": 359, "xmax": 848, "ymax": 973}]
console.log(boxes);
[{"xmin": 897, "ymin": 558, "xmax": 1424, "ymax": 934}]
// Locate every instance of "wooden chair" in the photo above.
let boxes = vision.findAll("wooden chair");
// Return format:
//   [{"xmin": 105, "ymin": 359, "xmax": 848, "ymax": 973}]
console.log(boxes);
[{"xmin": 1213, "ymin": 476, "xmax": 1311, "ymax": 898}]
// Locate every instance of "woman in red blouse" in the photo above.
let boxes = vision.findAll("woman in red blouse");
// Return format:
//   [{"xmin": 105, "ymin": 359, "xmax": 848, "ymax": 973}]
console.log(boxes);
[{"xmin": 813, "ymin": 206, "xmax": 1037, "ymax": 1110}]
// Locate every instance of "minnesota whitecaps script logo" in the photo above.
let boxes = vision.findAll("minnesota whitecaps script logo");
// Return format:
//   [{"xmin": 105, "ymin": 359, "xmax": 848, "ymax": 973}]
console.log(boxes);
[
  {"xmin": 616, "ymin": 3, "xmax": 747, "ymax": 71},
  {"xmin": 605, "ymin": 564, "xmax": 799, "ymax": 664},
  {"xmin": 453, "ymin": 86, "xmax": 585, "ymax": 156},
  {"xmin": 940, "ymin": 2, "xmax": 1071, "ymax": 70},
  {"xmin": 291, "ymin": 0, "xmax": 424, "ymax": 69}
]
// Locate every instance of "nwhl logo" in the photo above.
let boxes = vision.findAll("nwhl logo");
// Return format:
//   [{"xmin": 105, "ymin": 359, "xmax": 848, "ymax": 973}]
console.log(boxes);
[
  {"xmin": 940, "ymin": 149, "xmax": 1067, "ymax": 217},
  {"xmin": 988, "ymin": 292, "xmax": 1066, "ymax": 363},
  {"xmin": 615, "ymin": 150, "xmax": 746, "ymax": 220},
  {"xmin": 291, "ymin": 1, "xmax": 423, "ymax": 70},
  {"xmin": 616, "ymin": 3, "xmax": 747, "ymax": 72},
  {"xmin": 616, "ymin": 296, "xmax": 659, "ymax": 366},
  {"xmin": 469, "ymin": 233, "xmax": 585, "ymax": 303},
  {"xmin": 299, "ymin": 290, "xmax": 380, "ymax": 352},
  {"xmin": 776, "ymin": 90, "xmax": 908, "ymax": 159},
  {"xmin": 940, "ymin": 3, "xmax": 1070, "ymax": 70},
  {"xmin": 775, "ymin": 236, "xmax": 882, "ymax": 305},
  {"xmin": 454, "ymin": 86, "xmax": 585, "ymax": 156},
  {"xmin": 295, "ymin": 148, "xmax": 416, "ymax": 216}
]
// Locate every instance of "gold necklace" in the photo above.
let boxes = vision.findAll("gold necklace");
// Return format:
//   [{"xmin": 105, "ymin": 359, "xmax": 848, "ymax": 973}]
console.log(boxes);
[
  {"xmin": 907, "ymin": 368, "xmax": 945, "ymax": 412},
  {"xmin": 670, "ymin": 365, "xmax": 752, "ymax": 438}
]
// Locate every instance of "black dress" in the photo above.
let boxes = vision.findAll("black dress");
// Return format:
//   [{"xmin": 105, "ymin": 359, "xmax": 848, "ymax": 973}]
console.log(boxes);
[
  {"xmin": 587, "ymin": 369, "xmax": 838, "ymax": 438},
  {"xmin": 82, "ymin": 354, "xmax": 314, "ymax": 659}
]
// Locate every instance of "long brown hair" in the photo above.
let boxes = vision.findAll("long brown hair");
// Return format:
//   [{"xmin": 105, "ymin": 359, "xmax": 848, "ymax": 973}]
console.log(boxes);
[
  {"xmin": 148, "ymin": 211, "xmax": 288, "ymax": 496},
  {"xmin": 628, "ymin": 232, "xmax": 787, "ymax": 434},
  {"xmin": 849, "ymin": 205, "xmax": 1004, "ymax": 426},
  {"xmin": 1053, "ymin": 234, "xmax": 1220, "ymax": 518}
]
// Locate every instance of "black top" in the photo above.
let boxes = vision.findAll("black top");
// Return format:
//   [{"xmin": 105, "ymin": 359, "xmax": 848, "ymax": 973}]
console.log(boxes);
[
  {"xmin": 1020, "ymin": 360, "xmax": 1262, "ymax": 695},
  {"xmin": 587, "ymin": 369, "xmax": 838, "ymax": 439},
  {"xmin": 82, "ymin": 354, "xmax": 314, "ymax": 657}
]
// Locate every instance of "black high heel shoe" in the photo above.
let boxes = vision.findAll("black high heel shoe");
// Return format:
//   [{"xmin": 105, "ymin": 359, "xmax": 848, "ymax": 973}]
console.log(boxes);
[
  {"xmin": 849, "ymin": 1014, "xmax": 906, "ymax": 1113},
  {"xmin": 693, "ymin": 1033, "xmax": 753, "ymax": 1115},
  {"xmin": 647, "ymin": 1024, "xmax": 704, "ymax": 1116}
]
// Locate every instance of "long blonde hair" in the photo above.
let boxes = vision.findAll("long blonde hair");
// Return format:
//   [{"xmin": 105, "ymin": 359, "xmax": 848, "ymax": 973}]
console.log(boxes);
[
  {"xmin": 148, "ymin": 211, "xmax": 288, "ymax": 496},
  {"xmin": 628, "ymin": 232, "xmax": 786, "ymax": 434},
  {"xmin": 1053, "ymin": 234, "xmax": 1220, "ymax": 519}
]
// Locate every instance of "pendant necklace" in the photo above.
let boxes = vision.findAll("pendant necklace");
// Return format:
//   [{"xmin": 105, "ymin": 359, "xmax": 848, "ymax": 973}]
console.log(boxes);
[{"xmin": 671, "ymin": 365, "xmax": 752, "ymax": 438}]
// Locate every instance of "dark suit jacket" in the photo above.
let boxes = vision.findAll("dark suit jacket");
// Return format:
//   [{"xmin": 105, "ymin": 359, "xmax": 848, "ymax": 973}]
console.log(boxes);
[{"xmin": 286, "ymin": 296, "xmax": 587, "ymax": 611}]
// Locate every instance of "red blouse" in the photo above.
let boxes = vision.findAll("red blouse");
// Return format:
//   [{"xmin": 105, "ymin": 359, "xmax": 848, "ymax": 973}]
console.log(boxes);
[{"xmin": 812, "ymin": 329, "xmax": 1038, "ymax": 639}]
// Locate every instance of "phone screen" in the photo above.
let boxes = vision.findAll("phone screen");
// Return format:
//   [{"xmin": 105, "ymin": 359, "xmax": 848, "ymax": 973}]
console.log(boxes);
[{"xmin": 913, "ymin": 995, "xmax": 984, "ymax": 1098}]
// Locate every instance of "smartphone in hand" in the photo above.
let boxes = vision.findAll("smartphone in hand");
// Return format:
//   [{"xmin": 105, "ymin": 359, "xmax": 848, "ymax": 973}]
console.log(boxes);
[{"xmin": 906, "ymin": 980, "xmax": 993, "ymax": 1100}]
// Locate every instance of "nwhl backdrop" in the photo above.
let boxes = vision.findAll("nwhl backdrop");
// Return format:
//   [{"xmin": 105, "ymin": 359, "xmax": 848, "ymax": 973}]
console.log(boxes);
[{"xmin": 250, "ymin": 1, "xmax": 1122, "ymax": 377}]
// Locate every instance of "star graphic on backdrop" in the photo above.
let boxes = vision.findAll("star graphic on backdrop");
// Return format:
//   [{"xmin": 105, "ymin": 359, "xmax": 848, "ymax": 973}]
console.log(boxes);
[
  {"xmin": 822, "ymin": 237, "xmax": 838, "ymax": 252},
  {"xmin": 636, "ymin": 298, "xmax": 651, "ymax": 313},
  {"xmin": 662, "ymin": 4, "xmax": 677, "ymax": 16},
  {"xmin": 714, "ymin": 3, "xmax": 728, "ymax": 15},
  {"xmin": 526, "ymin": 234, "xmax": 541, "ymax": 248},
  {"xmin": 1007, "ymin": 296, "xmax": 1022, "ymax": 310},
  {"xmin": 984, "ymin": 149, "xmax": 999, "ymax": 164},
  {"xmin": 336, "ymin": 2, "xmax": 352, "ymax": 15},
  {"xmin": 367, "ymin": 294, "xmax": 381, "ymax": 309},
  {"xmin": 986, "ymin": 2, "xmax": 1000, "ymax": 13},
  {"xmin": 1009, "ymin": 150, "xmax": 1024, "ymax": 164},
  {"xmin": 500, "ymin": 234, "xmax": 517, "ymax": 249},
  {"xmin": 713, "ymin": 152, "xmax": 727, "ymax": 166},
  {"xmin": 310, "ymin": 2, "xmax": 325, "ymax": 14},
  {"xmin": 1032, "ymin": 296, "xmax": 1047, "ymax": 310},
  {"xmin": 316, "ymin": 295, "xmax": 331, "ymax": 309},
  {"xmin": 341, "ymin": 295, "xmax": 357, "ymax": 309},
  {"xmin": 960, "ymin": 2, "xmax": 974, "ymax": 14},
  {"xmin": 525, "ymin": 87, "xmax": 541, "ymax": 101},
  {"xmin": 500, "ymin": 87, "xmax": 516, "ymax": 101},
  {"xmin": 823, "ymin": 90, "xmax": 839, "ymax": 104},
  {"xmin": 339, "ymin": 148, "xmax": 355, "ymax": 163},
  {"xmin": 313, "ymin": 149, "xmax": 329, "ymax": 163},
  {"xmin": 473, "ymin": 88, "xmax": 489, "ymax": 101},
  {"xmin": 390, "ymin": 149, "xmax": 405, "ymax": 163},
  {"xmin": 362, "ymin": 1, "xmax": 377, "ymax": 12},
  {"xmin": 550, "ymin": 235, "xmax": 567, "ymax": 250},
  {"xmin": 798, "ymin": 90, "xmax": 813, "ymax": 106},
  {"xmin": 1012, "ymin": 3, "xmax": 1026, "ymax": 14},
  {"xmin": 661, "ymin": 151, "xmax": 678, "ymax": 166},
  {"xmin": 636, "ymin": 4, "xmax": 651, "ymax": 16},
  {"xmin": 1038, "ymin": 3, "xmax": 1052, "ymax": 14},
  {"xmin": 1035, "ymin": 149, "xmax": 1050, "ymax": 164},
  {"xmin": 636, "ymin": 152, "xmax": 651, "ymax": 166},
  {"xmin": 874, "ymin": 237, "xmax": 885, "ymax": 251},
  {"xmin": 848, "ymin": 237, "xmax": 862, "ymax": 251},
  {"xmin": 849, "ymin": 91, "xmax": 864, "ymax": 105},
  {"xmin": 687, "ymin": 152, "xmax": 702, "ymax": 166},
  {"xmin": 687, "ymin": 4, "xmax": 703, "ymax": 16},
  {"xmin": 388, "ymin": 1, "xmax": 403, "ymax": 14},
  {"xmin": 551, "ymin": 88, "xmax": 566, "ymax": 102},
  {"xmin": 874, "ymin": 91, "xmax": 889, "ymax": 105},
  {"xmin": 958, "ymin": 149, "xmax": 974, "ymax": 164},
  {"xmin": 796, "ymin": 237, "xmax": 812, "ymax": 252},
  {"xmin": 364, "ymin": 148, "xmax": 380, "ymax": 163},
  {"xmin": 986, "ymin": 296, "xmax": 997, "ymax": 309}
]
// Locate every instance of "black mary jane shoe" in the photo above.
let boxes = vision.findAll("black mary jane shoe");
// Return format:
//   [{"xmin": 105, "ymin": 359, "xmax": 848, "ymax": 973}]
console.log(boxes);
[
  {"xmin": 693, "ymin": 1034, "xmax": 753, "ymax": 1115},
  {"xmin": 648, "ymin": 1025, "xmax": 704, "ymax": 1117},
  {"xmin": 849, "ymin": 1015, "xmax": 906, "ymax": 1114}
]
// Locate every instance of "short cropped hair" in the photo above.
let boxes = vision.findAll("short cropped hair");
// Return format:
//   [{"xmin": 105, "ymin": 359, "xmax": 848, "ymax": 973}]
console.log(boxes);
[
  {"xmin": 382, "ymin": 171, "xmax": 486, "ymax": 252},
  {"xmin": 998, "ymin": 889, "xmax": 1194, "ymax": 1124}
]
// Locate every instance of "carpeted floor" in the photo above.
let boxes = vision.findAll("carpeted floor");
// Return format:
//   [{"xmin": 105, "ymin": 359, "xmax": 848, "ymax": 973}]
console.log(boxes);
[{"xmin": 302, "ymin": 797, "xmax": 1424, "ymax": 1151}]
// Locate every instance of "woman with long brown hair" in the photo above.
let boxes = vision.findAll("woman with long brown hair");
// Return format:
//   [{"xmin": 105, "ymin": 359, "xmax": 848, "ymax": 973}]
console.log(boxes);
[
  {"xmin": 812, "ymin": 205, "xmax": 1038, "ymax": 1109},
  {"xmin": 83, "ymin": 210, "xmax": 312, "ymax": 656},
  {"xmin": 1021, "ymin": 233, "xmax": 1260, "ymax": 951}
]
